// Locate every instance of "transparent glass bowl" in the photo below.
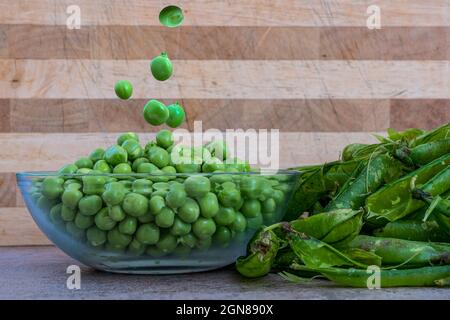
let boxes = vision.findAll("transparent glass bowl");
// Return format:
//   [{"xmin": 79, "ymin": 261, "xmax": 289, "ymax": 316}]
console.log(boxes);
[{"xmin": 17, "ymin": 170, "xmax": 300, "ymax": 274}]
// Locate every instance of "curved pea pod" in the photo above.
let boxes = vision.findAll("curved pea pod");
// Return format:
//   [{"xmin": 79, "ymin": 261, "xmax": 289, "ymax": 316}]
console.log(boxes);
[
  {"xmin": 288, "ymin": 264, "xmax": 450, "ymax": 288},
  {"xmin": 338, "ymin": 235, "xmax": 450, "ymax": 267},
  {"xmin": 341, "ymin": 248, "xmax": 382, "ymax": 267},
  {"xmin": 401, "ymin": 139, "xmax": 450, "ymax": 166},
  {"xmin": 342, "ymin": 143, "xmax": 368, "ymax": 161},
  {"xmin": 235, "ymin": 229, "xmax": 281, "ymax": 278},
  {"xmin": 366, "ymin": 154, "xmax": 450, "ymax": 223},
  {"xmin": 325, "ymin": 154, "xmax": 403, "ymax": 212},
  {"xmin": 373, "ymin": 220, "xmax": 450, "ymax": 242},
  {"xmin": 410, "ymin": 122, "xmax": 450, "ymax": 147},
  {"xmin": 289, "ymin": 209, "xmax": 363, "ymax": 245}
]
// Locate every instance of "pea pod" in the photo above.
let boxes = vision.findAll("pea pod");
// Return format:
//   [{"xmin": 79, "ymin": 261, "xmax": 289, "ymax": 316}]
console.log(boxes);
[
  {"xmin": 325, "ymin": 154, "xmax": 403, "ymax": 212},
  {"xmin": 410, "ymin": 122, "xmax": 450, "ymax": 147},
  {"xmin": 408, "ymin": 139, "xmax": 450, "ymax": 165},
  {"xmin": 373, "ymin": 220, "xmax": 450, "ymax": 242},
  {"xmin": 435, "ymin": 276, "xmax": 450, "ymax": 287},
  {"xmin": 287, "ymin": 264, "xmax": 450, "ymax": 288},
  {"xmin": 235, "ymin": 229, "xmax": 281, "ymax": 278},
  {"xmin": 366, "ymin": 155, "xmax": 450, "ymax": 223},
  {"xmin": 338, "ymin": 235, "xmax": 450, "ymax": 267}
]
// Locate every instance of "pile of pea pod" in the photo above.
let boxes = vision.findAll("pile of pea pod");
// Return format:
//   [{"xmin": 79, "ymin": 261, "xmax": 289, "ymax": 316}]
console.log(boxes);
[
  {"xmin": 236, "ymin": 122, "xmax": 450, "ymax": 287},
  {"xmin": 31, "ymin": 130, "xmax": 294, "ymax": 257}
]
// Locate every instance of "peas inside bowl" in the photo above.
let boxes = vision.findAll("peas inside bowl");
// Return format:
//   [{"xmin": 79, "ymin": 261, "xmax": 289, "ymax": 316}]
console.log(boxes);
[{"xmin": 17, "ymin": 170, "xmax": 300, "ymax": 274}]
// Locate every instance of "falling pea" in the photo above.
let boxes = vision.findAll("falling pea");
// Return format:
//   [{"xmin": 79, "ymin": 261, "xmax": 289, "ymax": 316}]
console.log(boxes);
[
  {"xmin": 159, "ymin": 5, "xmax": 184, "ymax": 28},
  {"xmin": 114, "ymin": 80, "xmax": 133, "ymax": 100}
]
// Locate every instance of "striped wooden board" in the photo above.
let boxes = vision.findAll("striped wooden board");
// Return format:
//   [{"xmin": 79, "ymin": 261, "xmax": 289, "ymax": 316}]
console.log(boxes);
[{"xmin": 0, "ymin": 0, "xmax": 449, "ymax": 246}]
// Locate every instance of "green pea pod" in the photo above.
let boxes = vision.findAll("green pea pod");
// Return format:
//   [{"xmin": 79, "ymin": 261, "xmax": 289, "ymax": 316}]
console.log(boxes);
[
  {"xmin": 272, "ymin": 248, "xmax": 299, "ymax": 269},
  {"xmin": 288, "ymin": 264, "xmax": 450, "ymax": 288},
  {"xmin": 373, "ymin": 220, "xmax": 450, "ymax": 242},
  {"xmin": 387, "ymin": 127, "xmax": 424, "ymax": 143},
  {"xmin": 235, "ymin": 229, "xmax": 281, "ymax": 278},
  {"xmin": 325, "ymin": 154, "xmax": 403, "ymax": 212},
  {"xmin": 338, "ymin": 235, "xmax": 450, "ymax": 267},
  {"xmin": 366, "ymin": 155, "xmax": 450, "ymax": 223},
  {"xmin": 435, "ymin": 276, "xmax": 450, "ymax": 287},
  {"xmin": 342, "ymin": 143, "xmax": 368, "ymax": 161},
  {"xmin": 406, "ymin": 139, "xmax": 450, "ymax": 166},
  {"xmin": 341, "ymin": 248, "xmax": 382, "ymax": 267},
  {"xmin": 289, "ymin": 209, "xmax": 363, "ymax": 245},
  {"xmin": 413, "ymin": 192, "xmax": 450, "ymax": 236},
  {"xmin": 410, "ymin": 122, "xmax": 450, "ymax": 147}
]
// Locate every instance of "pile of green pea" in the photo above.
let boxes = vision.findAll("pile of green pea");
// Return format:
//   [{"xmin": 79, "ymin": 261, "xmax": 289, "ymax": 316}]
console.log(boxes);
[{"xmin": 31, "ymin": 130, "xmax": 291, "ymax": 257}]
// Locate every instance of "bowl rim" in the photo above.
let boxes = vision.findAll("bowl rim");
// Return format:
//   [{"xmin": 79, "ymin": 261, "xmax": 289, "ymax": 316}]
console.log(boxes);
[{"xmin": 16, "ymin": 169, "xmax": 301, "ymax": 178}]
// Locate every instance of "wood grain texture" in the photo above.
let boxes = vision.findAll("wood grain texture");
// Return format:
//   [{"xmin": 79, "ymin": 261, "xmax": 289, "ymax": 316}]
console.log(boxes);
[
  {"xmin": 0, "ymin": 172, "xmax": 16, "ymax": 207},
  {"xmin": 0, "ymin": 208, "xmax": 51, "ymax": 246},
  {"xmin": 7, "ymin": 99, "xmax": 390, "ymax": 133},
  {"xmin": 0, "ymin": 132, "xmax": 380, "ymax": 172},
  {"xmin": 0, "ymin": 59, "xmax": 448, "ymax": 99},
  {"xmin": 0, "ymin": 99, "xmax": 10, "ymax": 132},
  {"xmin": 1, "ymin": 26, "xmax": 448, "ymax": 60},
  {"xmin": 390, "ymin": 99, "xmax": 450, "ymax": 130},
  {"xmin": 0, "ymin": 0, "xmax": 448, "ymax": 26}
]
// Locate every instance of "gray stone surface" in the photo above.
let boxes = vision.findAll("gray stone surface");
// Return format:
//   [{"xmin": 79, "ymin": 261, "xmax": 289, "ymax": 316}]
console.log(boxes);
[{"xmin": 0, "ymin": 246, "xmax": 448, "ymax": 300}]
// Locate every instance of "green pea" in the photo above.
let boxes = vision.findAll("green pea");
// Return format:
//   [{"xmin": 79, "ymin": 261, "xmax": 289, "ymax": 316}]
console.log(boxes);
[
  {"xmin": 122, "ymin": 139, "xmax": 143, "ymax": 160},
  {"xmin": 150, "ymin": 52, "xmax": 173, "ymax": 81},
  {"xmin": 42, "ymin": 177, "xmax": 64, "ymax": 199},
  {"xmin": 61, "ymin": 189, "xmax": 83, "ymax": 209},
  {"xmin": 165, "ymin": 184, "xmax": 187, "ymax": 209},
  {"xmin": 213, "ymin": 226, "xmax": 232, "ymax": 246},
  {"xmin": 37, "ymin": 196, "xmax": 58, "ymax": 213},
  {"xmin": 179, "ymin": 233, "xmax": 197, "ymax": 248},
  {"xmin": 214, "ymin": 207, "xmax": 236, "ymax": 226},
  {"xmin": 49, "ymin": 204, "xmax": 64, "ymax": 226},
  {"xmin": 209, "ymin": 174, "xmax": 233, "ymax": 185},
  {"xmin": 196, "ymin": 237, "xmax": 212, "ymax": 250},
  {"xmin": 156, "ymin": 233, "xmax": 177, "ymax": 254},
  {"xmin": 262, "ymin": 198, "xmax": 276, "ymax": 213},
  {"xmin": 74, "ymin": 157, "xmax": 93, "ymax": 169},
  {"xmin": 230, "ymin": 211, "xmax": 247, "ymax": 233},
  {"xmin": 75, "ymin": 212, "xmax": 95, "ymax": 229},
  {"xmin": 76, "ymin": 168, "xmax": 92, "ymax": 177},
  {"xmin": 122, "ymin": 192, "xmax": 148, "ymax": 217},
  {"xmin": 161, "ymin": 165, "xmax": 177, "ymax": 175},
  {"xmin": 202, "ymin": 158, "xmax": 225, "ymax": 173},
  {"xmin": 152, "ymin": 189, "xmax": 168, "ymax": 197},
  {"xmin": 66, "ymin": 222, "xmax": 85, "ymax": 240},
  {"xmin": 137, "ymin": 162, "xmax": 159, "ymax": 173},
  {"xmin": 222, "ymin": 181, "xmax": 237, "ymax": 189},
  {"xmin": 175, "ymin": 161, "xmax": 202, "ymax": 173},
  {"xmin": 78, "ymin": 195, "xmax": 102, "ymax": 216},
  {"xmin": 95, "ymin": 207, "xmax": 117, "ymax": 231},
  {"xmin": 247, "ymin": 212, "xmax": 263, "ymax": 230},
  {"xmin": 143, "ymin": 99, "xmax": 169, "ymax": 126},
  {"xmin": 86, "ymin": 226, "xmax": 106, "ymax": 247},
  {"xmin": 89, "ymin": 148, "xmax": 105, "ymax": 163},
  {"xmin": 184, "ymin": 176, "xmax": 211, "ymax": 198},
  {"xmin": 146, "ymin": 246, "xmax": 166, "ymax": 257},
  {"xmin": 117, "ymin": 132, "xmax": 139, "ymax": 146},
  {"xmin": 149, "ymin": 195, "xmax": 166, "ymax": 215},
  {"xmin": 102, "ymin": 182, "xmax": 126, "ymax": 206},
  {"xmin": 128, "ymin": 238, "xmax": 146, "ymax": 255},
  {"xmin": 113, "ymin": 163, "xmax": 132, "ymax": 176},
  {"xmin": 241, "ymin": 199, "xmax": 261, "ymax": 218},
  {"xmin": 205, "ymin": 140, "xmax": 228, "ymax": 160},
  {"xmin": 31, "ymin": 192, "xmax": 42, "ymax": 203},
  {"xmin": 155, "ymin": 207, "xmax": 175, "ymax": 228},
  {"xmin": 108, "ymin": 205, "xmax": 126, "ymax": 222},
  {"xmin": 166, "ymin": 102, "xmax": 185, "ymax": 128},
  {"xmin": 152, "ymin": 182, "xmax": 169, "ymax": 190},
  {"xmin": 107, "ymin": 228, "xmax": 132, "ymax": 249},
  {"xmin": 159, "ymin": 5, "xmax": 184, "ymax": 28},
  {"xmin": 156, "ymin": 129, "xmax": 174, "ymax": 149},
  {"xmin": 178, "ymin": 198, "xmax": 200, "ymax": 223},
  {"xmin": 131, "ymin": 179, "xmax": 153, "ymax": 196},
  {"xmin": 63, "ymin": 179, "xmax": 81, "ymax": 190},
  {"xmin": 147, "ymin": 146, "xmax": 170, "ymax": 168},
  {"xmin": 218, "ymin": 187, "xmax": 241, "ymax": 208},
  {"xmin": 240, "ymin": 176, "xmax": 263, "ymax": 199},
  {"xmin": 104, "ymin": 145, "xmax": 128, "ymax": 166},
  {"xmin": 193, "ymin": 218, "xmax": 216, "ymax": 239},
  {"xmin": 118, "ymin": 216, "xmax": 138, "ymax": 235},
  {"xmin": 58, "ymin": 164, "xmax": 78, "ymax": 175},
  {"xmin": 136, "ymin": 223, "xmax": 160, "ymax": 245},
  {"xmin": 138, "ymin": 212, "xmax": 154, "ymax": 223},
  {"xmin": 132, "ymin": 157, "xmax": 149, "ymax": 172},
  {"xmin": 61, "ymin": 205, "xmax": 76, "ymax": 222},
  {"xmin": 197, "ymin": 192, "xmax": 219, "ymax": 218},
  {"xmin": 117, "ymin": 180, "xmax": 132, "ymax": 191},
  {"xmin": 82, "ymin": 175, "xmax": 106, "ymax": 195},
  {"xmin": 272, "ymin": 189, "xmax": 285, "ymax": 204},
  {"xmin": 170, "ymin": 217, "xmax": 191, "ymax": 236},
  {"xmin": 93, "ymin": 159, "xmax": 111, "ymax": 173},
  {"xmin": 114, "ymin": 79, "xmax": 133, "ymax": 100}
]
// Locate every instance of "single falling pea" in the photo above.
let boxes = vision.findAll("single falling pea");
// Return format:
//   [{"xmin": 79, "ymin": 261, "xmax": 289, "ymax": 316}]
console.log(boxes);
[
  {"xmin": 143, "ymin": 99, "xmax": 169, "ymax": 126},
  {"xmin": 166, "ymin": 102, "xmax": 185, "ymax": 128},
  {"xmin": 150, "ymin": 52, "xmax": 173, "ymax": 81},
  {"xmin": 114, "ymin": 80, "xmax": 133, "ymax": 100},
  {"xmin": 159, "ymin": 5, "xmax": 184, "ymax": 28}
]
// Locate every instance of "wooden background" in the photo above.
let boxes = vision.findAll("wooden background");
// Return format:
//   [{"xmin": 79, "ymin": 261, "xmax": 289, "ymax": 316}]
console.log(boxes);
[{"xmin": 0, "ymin": 0, "xmax": 449, "ymax": 246}]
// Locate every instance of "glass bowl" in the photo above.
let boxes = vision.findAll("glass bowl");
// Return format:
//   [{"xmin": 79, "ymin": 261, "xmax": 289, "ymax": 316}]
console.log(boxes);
[{"xmin": 17, "ymin": 170, "xmax": 300, "ymax": 274}]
